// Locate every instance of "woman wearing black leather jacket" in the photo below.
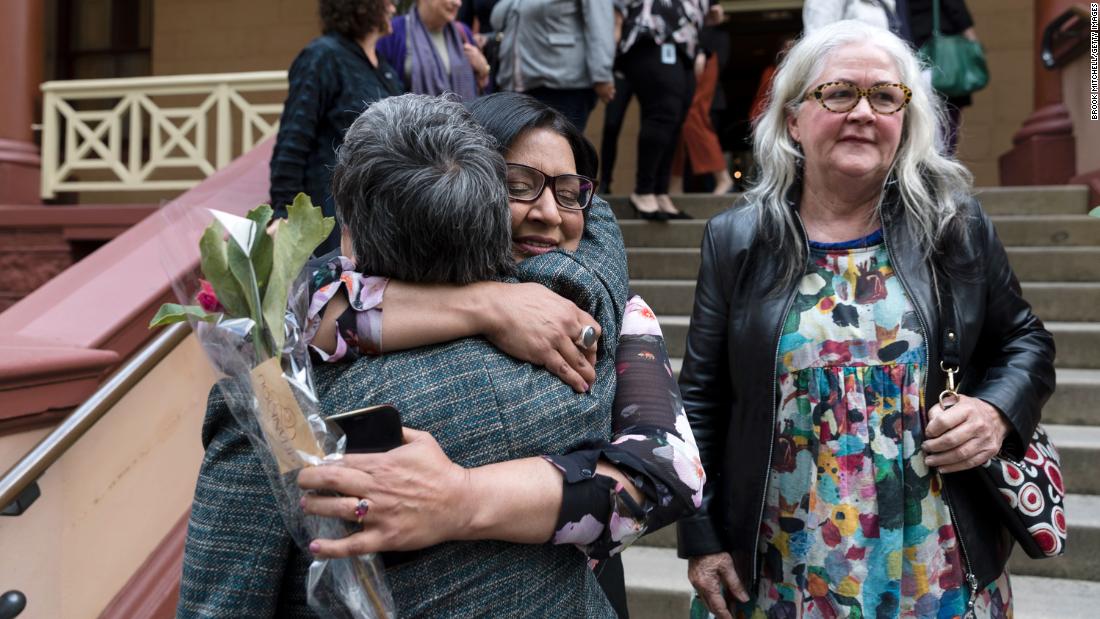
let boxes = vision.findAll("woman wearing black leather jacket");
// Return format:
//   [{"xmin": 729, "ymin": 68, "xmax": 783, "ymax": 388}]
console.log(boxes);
[{"xmin": 677, "ymin": 21, "xmax": 1055, "ymax": 619}]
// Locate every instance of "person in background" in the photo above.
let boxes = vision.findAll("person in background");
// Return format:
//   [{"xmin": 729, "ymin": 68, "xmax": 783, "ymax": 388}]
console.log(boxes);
[
  {"xmin": 268, "ymin": 0, "xmax": 401, "ymax": 256},
  {"xmin": 490, "ymin": 0, "xmax": 615, "ymax": 131},
  {"xmin": 597, "ymin": 6, "xmax": 633, "ymax": 195},
  {"xmin": 457, "ymin": 0, "xmax": 497, "ymax": 32},
  {"xmin": 802, "ymin": 0, "xmax": 907, "ymax": 35},
  {"xmin": 597, "ymin": 74, "xmax": 632, "ymax": 195},
  {"xmin": 377, "ymin": 0, "xmax": 491, "ymax": 100},
  {"xmin": 679, "ymin": 20, "xmax": 1053, "ymax": 618},
  {"xmin": 616, "ymin": 0, "xmax": 723, "ymax": 221},
  {"xmin": 907, "ymin": 0, "xmax": 979, "ymax": 154},
  {"xmin": 670, "ymin": 24, "xmax": 733, "ymax": 195}
]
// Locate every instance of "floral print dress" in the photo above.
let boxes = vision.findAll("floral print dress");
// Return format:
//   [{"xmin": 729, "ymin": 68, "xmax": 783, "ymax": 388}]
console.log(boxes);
[
  {"xmin": 306, "ymin": 257, "xmax": 704, "ymax": 563},
  {"xmin": 691, "ymin": 232, "xmax": 1011, "ymax": 619}
]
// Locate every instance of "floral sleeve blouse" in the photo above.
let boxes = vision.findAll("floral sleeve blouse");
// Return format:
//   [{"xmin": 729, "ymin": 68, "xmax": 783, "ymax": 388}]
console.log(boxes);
[
  {"xmin": 616, "ymin": 0, "xmax": 711, "ymax": 58},
  {"xmin": 305, "ymin": 256, "xmax": 704, "ymax": 560}
]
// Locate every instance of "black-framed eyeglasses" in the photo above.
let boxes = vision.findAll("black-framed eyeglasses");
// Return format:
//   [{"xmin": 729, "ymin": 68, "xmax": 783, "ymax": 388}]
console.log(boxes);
[
  {"xmin": 505, "ymin": 163, "xmax": 595, "ymax": 211},
  {"xmin": 806, "ymin": 81, "xmax": 912, "ymax": 115}
]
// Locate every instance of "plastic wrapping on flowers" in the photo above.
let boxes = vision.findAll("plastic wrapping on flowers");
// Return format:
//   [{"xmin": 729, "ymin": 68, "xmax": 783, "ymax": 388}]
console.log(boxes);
[{"xmin": 151, "ymin": 195, "xmax": 395, "ymax": 619}]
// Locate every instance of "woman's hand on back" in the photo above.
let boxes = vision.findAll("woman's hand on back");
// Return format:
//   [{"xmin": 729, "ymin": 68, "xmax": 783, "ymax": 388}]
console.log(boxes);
[
  {"xmin": 481, "ymin": 282, "xmax": 600, "ymax": 393},
  {"xmin": 298, "ymin": 428, "xmax": 474, "ymax": 556},
  {"xmin": 688, "ymin": 552, "xmax": 749, "ymax": 618},
  {"xmin": 923, "ymin": 394, "xmax": 1011, "ymax": 473},
  {"xmin": 299, "ymin": 427, "xmax": 565, "ymax": 555}
]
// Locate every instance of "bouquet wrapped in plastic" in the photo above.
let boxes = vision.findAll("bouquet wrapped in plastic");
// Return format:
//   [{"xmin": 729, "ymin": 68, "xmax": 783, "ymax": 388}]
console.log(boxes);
[{"xmin": 151, "ymin": 195, "xmax": 394, "ymax": 618}]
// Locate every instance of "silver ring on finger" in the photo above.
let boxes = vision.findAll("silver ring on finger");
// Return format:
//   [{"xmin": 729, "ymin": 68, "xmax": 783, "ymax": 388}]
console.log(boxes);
[{"xmin": 577, "ymin": 325, "xmax": 597, "ymax": 349}]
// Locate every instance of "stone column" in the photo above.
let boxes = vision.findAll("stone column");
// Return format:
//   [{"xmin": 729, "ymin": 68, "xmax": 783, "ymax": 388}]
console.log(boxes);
[
  {"xmin": 998, "ymin": 0, "xmax": 1077, "ymax": 186},
  {"xmin": 0, "ymin": 0, "xmax": 43, "ymax": 204}
]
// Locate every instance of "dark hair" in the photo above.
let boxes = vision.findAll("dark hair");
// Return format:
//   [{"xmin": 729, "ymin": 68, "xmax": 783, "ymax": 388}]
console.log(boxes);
[
  {"xmin": 332, "ymin": 94, "xmax": 514, "ymax": 284},
  {"xmin": 467, "ymin": 92, "xmax": 599, "ymax": 181},
  {"xmin": 320, "ymin": 0, "xmax": 389, "ymax": 39}
]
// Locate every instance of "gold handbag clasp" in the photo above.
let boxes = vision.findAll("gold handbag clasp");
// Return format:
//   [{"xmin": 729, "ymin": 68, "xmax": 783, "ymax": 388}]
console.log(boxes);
[{"xmin": 939, "ymin": 360, "xmax": 960, "ymax": 409}]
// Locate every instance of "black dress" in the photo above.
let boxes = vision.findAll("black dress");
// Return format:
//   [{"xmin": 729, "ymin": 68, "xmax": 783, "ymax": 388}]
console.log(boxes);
[{"xmin": 269, "ymin": 33, "xmax": 402, "ymax": 254}]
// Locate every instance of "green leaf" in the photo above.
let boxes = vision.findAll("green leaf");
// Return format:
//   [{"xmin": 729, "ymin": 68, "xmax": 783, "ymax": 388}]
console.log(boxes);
[
  {"xmin": 226, "ymin": 236, "xmax": 271, "ymax": 360},
  {"xmin": 227, "ymin": 232, "xmax": 261, "ymax": 320},
  {"xmin": 246, "ymin": 204, "xmax": 275, "ymax": 296},
  {"xmin": 149, "ymin": 303, "xmax": 217, "ymax": 327},
  {"xmin": 200, "ymin": 221, "xmax": 249, "ymax": 317},
  {"xmin": 1090, "ymin": 206, "xmax": 1100, "ymax": 219},
  {"xmin": 262, "ymin": 193, "xmax": 335, "ymax": 352}
]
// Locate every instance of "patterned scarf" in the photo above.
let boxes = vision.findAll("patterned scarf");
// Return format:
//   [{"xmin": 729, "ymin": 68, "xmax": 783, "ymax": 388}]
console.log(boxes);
[{"xmin": 405, "ymin": 8, "xmax": 479, "ymax": 100}]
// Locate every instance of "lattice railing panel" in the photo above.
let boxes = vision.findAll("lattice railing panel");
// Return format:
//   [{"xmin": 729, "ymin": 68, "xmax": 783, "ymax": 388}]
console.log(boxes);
[{"xmin": 40, "ymin": 71, "xmax": 288, "ymax": 198}]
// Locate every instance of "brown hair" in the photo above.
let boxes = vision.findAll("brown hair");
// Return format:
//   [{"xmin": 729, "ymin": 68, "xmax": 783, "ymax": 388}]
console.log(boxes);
[{"xmin": 320, "ymin": 0, "xmax": 389, "ymax": 40}]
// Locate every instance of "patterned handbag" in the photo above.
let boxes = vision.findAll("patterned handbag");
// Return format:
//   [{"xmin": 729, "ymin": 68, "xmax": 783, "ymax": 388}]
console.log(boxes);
[
  {"xmin": 976, "ymin": 426, "xmax": 1067, "ymax": 558},
  {"xmin": 937, "ymin": 271, "xmax": 1066, "ymax": 559}
]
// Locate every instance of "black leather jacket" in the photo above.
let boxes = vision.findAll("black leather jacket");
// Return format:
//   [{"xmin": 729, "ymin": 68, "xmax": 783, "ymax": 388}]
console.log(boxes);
[{"xmin": 675, "ymin": 189, "xmax": 1056, "ymax": 595}]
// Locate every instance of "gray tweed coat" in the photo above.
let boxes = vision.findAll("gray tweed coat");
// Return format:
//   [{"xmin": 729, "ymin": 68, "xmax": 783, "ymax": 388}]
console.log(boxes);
[{"xmin": 177, "ymin": 200, "xmax": 629, "ymax": 618}]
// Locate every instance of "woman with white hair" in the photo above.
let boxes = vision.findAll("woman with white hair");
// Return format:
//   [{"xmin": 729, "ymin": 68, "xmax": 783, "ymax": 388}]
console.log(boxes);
[{"xmin": 677, "ymin": 21, "xmax": 1054, "ymax": 618}]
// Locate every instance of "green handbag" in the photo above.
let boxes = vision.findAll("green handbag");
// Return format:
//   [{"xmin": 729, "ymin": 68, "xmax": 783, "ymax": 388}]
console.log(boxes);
[{"xmin": 918, "ymin": 0, "xmax": 989, "ymax": 97}]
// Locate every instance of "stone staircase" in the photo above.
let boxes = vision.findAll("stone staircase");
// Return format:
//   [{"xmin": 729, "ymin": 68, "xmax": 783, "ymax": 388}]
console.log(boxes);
[{"xmin": 607, "ymin": 186, "xmax": 1100, "ymax": 618}]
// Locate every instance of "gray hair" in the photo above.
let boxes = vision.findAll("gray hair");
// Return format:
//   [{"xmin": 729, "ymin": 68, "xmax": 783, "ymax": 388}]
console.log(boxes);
[
  {"xmin": 747, "ymin": 20, "xmax": 974, "ymax": 285},
  {"xmin": 332, "ymin": 93, "xmax": 514, "ymax": 284}
]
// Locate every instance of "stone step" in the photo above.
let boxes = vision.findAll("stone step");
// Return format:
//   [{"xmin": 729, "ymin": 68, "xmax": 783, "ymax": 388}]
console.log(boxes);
[
  {"xmin": 1023, "ymin": 283, "xmax": 1100, "ymax": 323},
  {"xmin": 1045, "ymin": 369, "xmax": 1100, "ymax": 426},
  {"xmin": 1007, "ymin": 248, "xmax": 1100, "ymax": 282},
  {"xmin": 620, "ymin": 215, "xmax": 1100, "ymax": 249},
  {"xmin": 656, "ymin": 317, "xmax": 1100, "ymax": 370},
  {"xmin": 1046, "ymin": 425, "xmax": 1100, "ymax": 495},
  {"xmin": 634, "ymin": 279, "xmax": 1100, "ymax": 324},
  {"xmin": 639, "ymin": 490, "xmax": 1097, "ymax": 548},
  {"xmin": 606, "ymin": 185, "xmax": 1091, "ymax": 222},
  {"xmin": 630, "ymin": 279, "xmax": 697, "ymax": 315},
  {"xmin": 607, "ymin": 195, "xmax": 738, "ymax": 221},
  {"xmin": 619, "ymin": 220, "xmax": 706, "ymax": 248},
  {"xmin": 667, "ymin": 357, "xmax": 1100, "ymax": 430},
  {"xmin": 621, "ymin": 545, "xmax": 1100, "ymax": 619},
  {"xmin": 1046, "ymin": 322, "xmax": 1100, "ymax": 369},
  {"xmin": 635, "ymin": 494, "xmax": 1099, "ymax": 586},
  {"xmin": 627, "ymin": 247, "xmax": 1100, "ymax": 282},
  {"xmin": 976, "ymin": 185, "xmax": 1092, "ymax": 216},
  {"xmin": 993, "ymin": 215, "xmax": 1100, "ymax": 247},
  {"xmin": 1010, "ymin": 493, "xmax": 1100, "ymax": 581},
  {"xmin": 627, "ymin": 248, "xmax": 700, "ymax": 279}
]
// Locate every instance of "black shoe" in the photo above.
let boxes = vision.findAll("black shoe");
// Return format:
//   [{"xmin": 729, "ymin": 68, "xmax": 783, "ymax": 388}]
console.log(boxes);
[
  {"xmin": 629, "ymin": 196, "xmax": 669, "ymax": 222},
  {"xmin": 666, "ymin": 209, "xmax": 693, "ymax": 220}
]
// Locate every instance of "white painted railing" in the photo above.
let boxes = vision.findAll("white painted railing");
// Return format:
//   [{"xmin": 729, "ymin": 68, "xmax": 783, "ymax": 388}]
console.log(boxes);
[{"xmin": 40, "ymin": 71, "xmax": 288, "ymax": 198}]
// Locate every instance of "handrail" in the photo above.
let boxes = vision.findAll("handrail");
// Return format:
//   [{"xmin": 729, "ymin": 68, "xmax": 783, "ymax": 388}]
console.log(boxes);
[
  {"xmin": 39, "ymin": 70, "xmax": 287, "ymax": 198},
  {"xmin": 40, "ymin": 70, "xmax": 287, "ymax": 95},
  {"xmin": 1040, "ymin": 5, "xmax": 1091, "ymax": 69},
  {"xmin": 0, "ymin": 323, "xmax": 190, "ymax": 512}
]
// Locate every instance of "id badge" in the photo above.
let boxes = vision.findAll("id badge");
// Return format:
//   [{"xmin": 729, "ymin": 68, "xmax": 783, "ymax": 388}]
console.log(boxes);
[{"xmin": 660, "ymin": 43, "xmax": 676, "ymax": 65}]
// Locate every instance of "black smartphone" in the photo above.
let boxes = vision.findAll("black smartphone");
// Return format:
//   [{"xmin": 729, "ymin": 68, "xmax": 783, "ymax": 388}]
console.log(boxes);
[
  {"xmin": 328, "ymin": 403, "xmax": 419, "ymax": 566},
  {"xmin": 328, "ymin": 404, "xmax": 403, "ymax": 454}
]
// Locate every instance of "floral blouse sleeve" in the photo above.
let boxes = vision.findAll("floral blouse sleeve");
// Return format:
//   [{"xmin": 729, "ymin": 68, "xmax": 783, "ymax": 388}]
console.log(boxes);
[
  {"xmin": 543, "ymin": 294, "xmax": 704, "ymax": 560},
  {"xmin": 304, "ymin": 255, "xmax": 388, "ymax": 362}
]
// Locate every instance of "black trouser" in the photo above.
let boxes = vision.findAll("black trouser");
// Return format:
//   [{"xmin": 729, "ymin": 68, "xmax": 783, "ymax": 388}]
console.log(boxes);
[
  {"xmin": 527, "ymin": 87, "xmax": 598, "ymax": 132},
  {"xmin": 618, "ymin": 39, "xmax": 695, "ymax": 195},
  {"xmin": 598, "ymin": 73, "xmax": 633, "ymax": 194}
]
